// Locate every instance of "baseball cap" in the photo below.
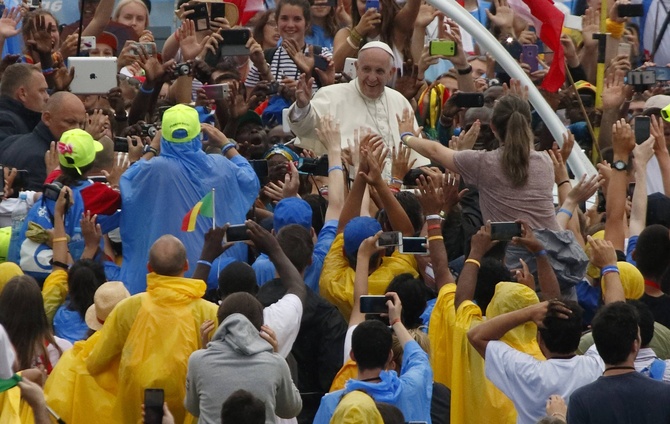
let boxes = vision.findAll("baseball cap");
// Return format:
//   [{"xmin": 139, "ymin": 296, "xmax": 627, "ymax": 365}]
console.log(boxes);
[
  {"xmin": 343, "ymin": 216, "xmax": 382, "ymax": 257},
  {"xmin": 85, "ymin": 281, "xmax": 130, "ymax": 330},
  {"xmin": 644, "ymin": 95, "xmax": 670, "ymax": 115},
  {"xmin": 96, "ymin": 32, "xmax": 118, "ymax": 54},
  {"xmin": 273, "ymin": 198, "xmax": 312, "ymax": 232},
  {"xmin": 58, "ymin": 129, "xmax": 104, "ymax": 175},
  {"xmin": 162, "ymin": 104, "xmax": 201, "ymax": 143},
  {"xmin": 238, "ymin": 111, "xmax": 263, "ymax": 129},
  {"xmin": 574, "ymin": 80, "xmax": 596, "ymax": 94}
]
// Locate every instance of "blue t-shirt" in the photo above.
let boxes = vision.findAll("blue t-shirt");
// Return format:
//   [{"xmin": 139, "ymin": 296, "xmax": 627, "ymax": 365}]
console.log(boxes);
[{"xmin": 53, "ymin": 304, "xmax": 89, "ymax": 344}]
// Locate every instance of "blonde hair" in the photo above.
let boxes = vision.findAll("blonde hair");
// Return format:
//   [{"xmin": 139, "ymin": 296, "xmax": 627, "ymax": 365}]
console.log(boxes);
[
  {"xmin": 491, "ymin": 95, "xmax": 534, "ymax": 187},
  {"xmin": 391, "ymin": 328, "xmax": 430, "ymax": 370},
  {"xmin": 113, "ymin": 0, "xmax": 150, "ymax": 28}
]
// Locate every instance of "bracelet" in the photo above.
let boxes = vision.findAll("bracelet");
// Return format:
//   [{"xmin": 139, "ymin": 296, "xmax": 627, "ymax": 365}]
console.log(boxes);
[
  {"xmin": 425, "ymin": 214, "xmax": 442, "ymax": 221},
  {"xmin": 557, "ymin": 179, "xmax": 571, "ymax": 187},
  {"xmin": 346, "ymin": 36, "xmax": 360, "ymax": 50},
  {"xmin": 350, "ymin": 27, "xmax": 363, "ymax": 43},
  {"xmin": 465, "ymin": 258, "xmax": 481, "ymax": 267},
  {"xmin": 457, "ymin": 65, "xmax": 473, "ymax": 75},
  {"xmin": 427, "ymin": 224, "xmax": 442, "ymax": 231},
  {"xmin": 51, "ymin": 260, "xmax": 70, "ymax": 270},
  {"xmin": 535, "ymin": 249, "xmax": 548, "ymax": 257},
  {"xmin": 557, "ymin": 208, "xmax": 573, "ymax": 219},
  {"xmin": 139, "ymin": 85, "xmax": 155, "ymax": 94},
  {"xmin": 221, "ymin": 143, "xmax": 236, "ymax": 156},
  {"xmin": 389, "ymin": 186, "xmax": 400, "ymax": 193},
  {"xmin": 400, "ymin": 132, "xmax": 414, "ymax": 146},
  {"xmin": 390, "ymin": 318, "xmax": 401, "ymax": 326},
  {"xmin": 601, "ymin": 265, "xmax": 619, "ymax": 277},
  {"xmin": 52, "ymin": 237, "xmax": 68, "ymax": 243},
  {"xmin": 390, "ymin": 177, "xmax": 404, "ymax": 186},
  {"xmin": 197, "ymin": 259, "xmax": 213, "ymax": 267},
  {"xmin": 42, "ymin": 67, "xmax": 54, "ymax": 75},
  {"xmin": 427, "ymin": 235, "xmax": 443, "ymax": 242},
  {"xmin": 328, "ymin": 165, "xmax": 344, "ymax": 173}
]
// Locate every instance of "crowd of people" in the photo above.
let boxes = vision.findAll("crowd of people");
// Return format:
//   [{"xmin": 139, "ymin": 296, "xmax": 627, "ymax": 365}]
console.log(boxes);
[{"xmin": 0, "ymin": 0, "xmax": 668, "ymax": 422}]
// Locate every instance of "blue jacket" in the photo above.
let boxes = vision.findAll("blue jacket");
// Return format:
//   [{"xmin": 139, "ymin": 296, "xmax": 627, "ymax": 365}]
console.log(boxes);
[
  {"xmin": 313, "ymin": 340, "xmax": 433, "ymax": 423},
  {"xmin": 118, "ymin": 136, "xmax": 259, "ymax": 294}
]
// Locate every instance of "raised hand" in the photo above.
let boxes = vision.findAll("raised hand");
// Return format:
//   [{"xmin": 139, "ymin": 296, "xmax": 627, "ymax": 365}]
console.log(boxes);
[
  {"xmin": 80, "ymin": 210, "xmax": 102, "ymax": 251},
  {"xmin": 612, "ymin": 118, "xmax": 635, "ymax": 157},
  {"xmin": 442, "ymin": 171, "xmax": 467, "ymax": 213},
  {"xmin": 0, "ymin": 7, "xmax": 22, "ymax": 40},
  {"xmin": 449, "ymin": 120, "xmax": 480, "ymax": 151},
  {"xmin": 102, "ymin": 152, "xmax": 130, "ymax": 187},
  {"xmin": 26, "ymin": 14, "xmax": 55, "ymax": 54},
  {"xmin": 316, "ymin": 114, "xmax": 343, "ymax": 153},
  {"xmin": 512, "ymin": 219, "xmax": 545, "ymax": 254},
  {"xmin": 295, "ymin": 73, "xmax": 314, "ymax": 108},
  {"xmin": 283, "ymin": 39, "xmax": 314, "ymax": 75},
  {"xmin": 502, "ymin": 78, "xmax": 529, "ymax": 100},
  {"xmin": 391, "ymin": 142, "xmax": 416, "ymax": 182},
  {"xmin": 485, "ymin": 0, "xmax": 514, "ymax": 31},
  {"xmin": 52, "ymin": 66, "xmax": 75, "ymax": 92},
  {"xmin": 586, "ymin": 235, "xmax": 617, "ymax": 268},
  {"xmin": 651, "ymin": 115, "xmax": 668, "ymax": 156},
  {"xmin": 581, "ymin": 8, "xmax": 599, "ymax": 49},
  {"xmin": 58, "ymin": 33, "xmax": 78, "ymax": 61},
  {"xmin": 415, "ymin": 170, "xmax": 444, "ymax": 215},
  {"xmin": 567, "ymin": 173, "xmax": 602, "ymax": 204},
  {"xmin": 178, "ymin": 19, "xmax": 210, "ymax": 61}
]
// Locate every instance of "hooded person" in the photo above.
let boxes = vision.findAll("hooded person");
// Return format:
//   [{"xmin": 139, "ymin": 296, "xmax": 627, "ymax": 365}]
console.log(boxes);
[
  {"xmin": 185, "ymin": 292, "xmax": 302, "ymax": 424},
  {"xmin": 118, "ymin": 104, "xmax": 259, "ymax": 294},
  {"xmin": 329, "ymin": 391, "xmax": 384, "ymax": 424}
]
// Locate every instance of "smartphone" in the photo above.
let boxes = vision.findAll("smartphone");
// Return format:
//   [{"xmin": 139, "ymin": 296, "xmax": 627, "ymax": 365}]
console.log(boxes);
[
  {"xmin": 360, "ymin": 295, "xmax": 390, "ymax": 314},
  {"xmin": 28, "ymin": 0, "xmax": 40, "ymax": 10},
  {"xmin": 634, "ymin": 116, "xmax": 651, "ymax": 144},
  {"xmin": 429, "ymin": 40, "xmax": 456, "ymax": 57},
  {"xmin": 627, "ymin": 182, "xmax": 636, "ymax": 199},
  {"xmin": 399, "ymin": 237, "xmax": 429, "ymax": 255},
  {"xmin": 343, "ymin": 57, "xmax": 357, "ymax": 79},
  {"xmin": 648, "ymin": 66, "xmax": 670, "ymax": 82},
  {"xmin": 376, "ymin": 231, "xmax": 402, "ymax": 248},
  {"xmin": 113, "ymin": 136, "xmax": 129, "ymax": 153},
  {"xmin": 184, "ymin": 2, "xmax": 210, "ymax": 31},
  {"xmin": 210, "ymin": 2, "xmax": 226, "ymax": 20},
  {"xmin": 144, "ymin": 388, "xmax": 164, "ymax": 424},
  {"xmin": 80, "ymin": 36, "xmax": 96, "ymax": 51},
  {"xmin": 204, "ymin": 29, "xmax": 250, "ymax": 66},
  {"xmin": 490, "ymin": 222, "xmax": 522, "ymax": 241},
  {"xmin": 617, "ymin": 3, "xmax": 643, "ymax": 17},
  {"xmin": 627, "ymin": 70, "xmax": 656, "ymax": 87},
  {"xmin": 617, "ymin": 42, "xmax": 632, "ymax": 58},
  {"xmin": 453, "ymin": 92, "xmax": 485, "ymax": 108},
  {"xmin": 249, "ymin": 160, "xmax": 269, "ymax": 180},
  {"xmin": 132, "ymin": 42, "xmax": 157, "ymax": 56},
  {"xmin": 365, "ymin": 0, "xmax": 379, "ymax": 11},
  {"xmin": 224, "ymin": 224, "xmax": 250, "ymax": 242},
  {"xmin": 522, "ymin": 44, "xmax": 539, "ymax": 73},
  {"xmin": 596, "ymin": 188, "xmax": 606, "ymax": 213},
  {"xmin": 202, "ymin": 83, "xmax": 230, "ymax": 100}
]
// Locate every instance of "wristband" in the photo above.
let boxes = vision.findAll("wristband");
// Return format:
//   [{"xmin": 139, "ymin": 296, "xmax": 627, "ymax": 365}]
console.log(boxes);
[
  {"xmin": 221, "ymin": 143, "xmax": 236, "ymax": 156},
  {"xmin": 557, "ymin": 180, "xmax": 571, "ymax": 187},
  {"xmin": 400, "ymin": 132, "xmax": 414, "ymax": 145},
  {"xmin": 42, "ymin": 67, "xmax": 54, "ymax": 75},
  {"xmin": 557, "ymin": 208, "xmax": 573, "ymax": 219},
  {"xmin": 427, "ymin": 224, "xmax": 441, "ymax": 231},
  {"xmin": 328, "ymin": 165, "xmax": 344, "ymax": 173},
  {"xmin": 346, "ymin": 36, "xmax": 360, "ymax": 50},
  {"xmin": 389, "ymin": 186, "xmax": 400, "ymax": 193},
  {"xmin": 465, "ymin": 258, "xmax": 481, "ymax": 267},
  {"xmin": 427, "ymin": 235, "xmax": 443, "ymax": 242},
  {"xmin": 425, "ymin": 214, "xmax": 442, "ymax": 221},
  {"xmin": 601, "ymin": 265, "xmax": 619, "ymax": 277},
  {"xmin": 143, "ymin": 145, "xmax": 158, "ymax": 156},
  {"xmin": 139, "ymin": 85, "xmax": 155, "ymax": 94},
  {"xmin": 197, "ymin": 259, "xmax": 213, "ymax": 267},
  {"xmin": 350, "ymin": 27, "xmax": 363, "ymax": 43},
  {"xmin": 390, "ymin": 318, "xmax": 401, "ymax": 326},
  {"xmin": 457, "ymin": 65, "xmax": 473, "ymax": 75},
  {"xmin": 52, "ymin": 237, "xmax": 68, "ymax": 243},
  {"xmin": 390, "ymin": 177, "xmax": 403, "ymax": 186},
  {"xmin": 535, "ymin": 249, "xmax": 548, "ymax": 257},
  {"xmin": 50, "ymin": 260, "xmax": 70, "ymax": 270}
]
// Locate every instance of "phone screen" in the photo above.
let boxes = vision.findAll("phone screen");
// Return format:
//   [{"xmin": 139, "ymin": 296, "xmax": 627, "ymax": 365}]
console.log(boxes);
[
  {"xmin": 210, "ymin": 2, "xmax": 226, "ymax": 19},
  {"xmin": 376, "ymin": 232, "xmax": 401, "ymax": 247},
  {"xmin": 634, "ymin": 116, "xmax": 651, "ymax": 144},
  {"xmin": 490, "ymin": 222, "xmax": 522, "ymax": 241},
  {"xmin": 144, "ymin": 389, "xmax": 164, "ymax": 424},
  {"xmin": 360, "ymin": 295, "xmax": 389, "ymax": 314},
  {"xmin": 400, "ymin": 237, "xmax": 428, "ymax": 255},
  {"xmin": 225, "ymin": 224, "xmax": 250, "ymax": 242},
  {"xmin": 454, "ymin": 93, "xmax": 485, "ymax": 108}
]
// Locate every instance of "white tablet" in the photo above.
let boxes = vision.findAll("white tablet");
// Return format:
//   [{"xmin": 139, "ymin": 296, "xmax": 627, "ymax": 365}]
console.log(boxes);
[{"xmin": 68, "ymin": 56, "xmax": 118, "ymax": 95}]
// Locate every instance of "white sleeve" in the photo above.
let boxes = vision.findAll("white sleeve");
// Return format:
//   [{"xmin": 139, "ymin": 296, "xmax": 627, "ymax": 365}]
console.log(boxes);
[
  {"xmin": 343, "ymin": 325, "xmax": 357, "ymax": 364},
  {"xmin": 584, "ymin": 343, "xmax": 606, "ymax": 370},
  {"xmin": 263, "ymin": 294, "xmax": 303, "ymax": 358},
  {"xmin": 289, "ymin": 102, "xmax": 311, "ymax": 122},
  {"xmin": 0, "ymin": 325, "xmax": 15, "ymax": 379}
]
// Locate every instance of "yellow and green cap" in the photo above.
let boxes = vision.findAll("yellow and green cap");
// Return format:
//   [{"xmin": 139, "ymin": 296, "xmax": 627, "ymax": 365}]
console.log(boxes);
[
  {"xmin": 58, "ymin": 129, "xmax": 103, "ymax": 175},
  {"xmin": 161, "ymin": 104, "xmax": 201, "ymax": 143}
]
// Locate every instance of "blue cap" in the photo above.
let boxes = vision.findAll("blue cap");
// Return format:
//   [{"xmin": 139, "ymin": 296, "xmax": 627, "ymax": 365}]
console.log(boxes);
[
  {"xmin": 343, "ymin": 217, "xmax": 382, "ymax": 257},
  {"xmin": 274, "ymin": 198, "xmax": 313, "ymax": 232}
]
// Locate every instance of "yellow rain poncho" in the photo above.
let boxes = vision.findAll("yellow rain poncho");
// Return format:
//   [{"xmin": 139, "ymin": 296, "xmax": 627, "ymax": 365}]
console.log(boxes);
[
  {"xmin": 428, "ymin": 283, "xmax": 457, "ymax": 387},
  {"xmin": 329, "ymin": 390, "xmax": 384, "ymax": 424},
  {"xmin": 0, "ymin": 380, "xmax": 33, "ymax": 424},
  {"xmin": 86, "ymin": 273, "xmax": 217, "ymax": 424}
]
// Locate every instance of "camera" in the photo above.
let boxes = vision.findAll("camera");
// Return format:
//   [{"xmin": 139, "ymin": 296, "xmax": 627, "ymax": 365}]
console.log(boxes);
[
  {"xmin": 172, "ymin": 62, "xmax": 192, "ymax": 78},
  {"xmin": 139, "ymin": 123, "xmax": 159, "ymax": 138},
  {"xmin": 43, "ymin": 181, "xmax": 64, "ymax": 201},
  {"xmin": 297, "ymin": 155, "xmax": 329, "ymax": 176}
]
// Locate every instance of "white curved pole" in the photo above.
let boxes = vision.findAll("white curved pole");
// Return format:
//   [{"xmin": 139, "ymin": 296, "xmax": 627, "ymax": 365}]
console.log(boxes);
[{"xmin": 428, "ymin": 0, "xmax": 597, "ymax": 177}]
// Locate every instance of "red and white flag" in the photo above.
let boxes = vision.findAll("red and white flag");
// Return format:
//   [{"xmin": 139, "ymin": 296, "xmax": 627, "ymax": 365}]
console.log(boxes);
[{"xmin": 508, "ymin": 0, "xmax": 565, "ymax": 92}]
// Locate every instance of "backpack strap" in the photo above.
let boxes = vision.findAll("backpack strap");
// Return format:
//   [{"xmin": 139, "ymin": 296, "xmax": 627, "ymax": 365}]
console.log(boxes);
[{"xmin": 264, "ymin": 47, "xmax": 278, "ymax": 67}]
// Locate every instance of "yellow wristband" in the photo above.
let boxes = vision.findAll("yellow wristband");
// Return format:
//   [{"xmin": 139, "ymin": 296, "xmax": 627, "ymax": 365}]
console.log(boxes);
[
  {"xmin": 465, "ymin": 258, "xmax": 481, "ymax": 267},
  {"xmin": 427, "ymin": 235, "xmax": 444, "ymax": 242},
  {"xmin": 52, "ymin": 237, "xmax": 68, "ymax": 243}
]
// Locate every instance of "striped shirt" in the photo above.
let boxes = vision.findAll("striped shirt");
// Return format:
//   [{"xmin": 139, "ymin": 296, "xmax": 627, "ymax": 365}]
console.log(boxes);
[{"xmin": 245, "ymin": 44, "xmax": 332, "ymax": 90}]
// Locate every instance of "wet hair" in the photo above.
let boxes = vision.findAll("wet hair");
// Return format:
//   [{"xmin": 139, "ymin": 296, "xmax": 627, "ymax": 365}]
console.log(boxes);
[
  {"xmin": 67, "ymin": 259, "xmax": 106, "ymax": 319},
  {"xmin": 538, "ymin": 300, "xmax": 583, "ymax": 354},
  {"xmin": 275, "ymin": 0, "xmax": 311, "ymax": 26},
  {"xmin": 351, "ymin": 319, "xmax": 392, "ymax": 370},
  {"xmin": 592, "ymin": 301, "xmax": 639, "ymax": 365},
  {"xmin": 0, "ymin": 276, "xmax": 61, "ymax": 370},
  {"xmin": 217, "ymin": 292, "xmax": 265, "ymax": 331},
  {"xmin": 277, "ymin": 224, "xmax": 314, "ymax": 273},
  {"xmin": 491, "ymin": 95, "xmax": 534, "ymax": 186},
  {"xmin": 385, "ymin": 274, "xmax": 426, "ymax": 329},
  {"xmin": 220, "ymin": 389, "xmax": 266, "ymax": 424},
  {"xmin": 218, "ymin": 261, "xmax": 258, "ymax": 299},
  {"xmin": 627, "ymin": 299, "xmax": 655, "ymax": 347}
]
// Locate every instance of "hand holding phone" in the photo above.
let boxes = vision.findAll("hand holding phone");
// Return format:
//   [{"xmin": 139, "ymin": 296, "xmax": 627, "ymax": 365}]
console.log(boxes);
[
  {"xmin": 359, "ymin": 295, "xmax": 391, "ymax": 313},
  {"xmin": 144, "ymin": 388, "xmax": 164, "ymax": 424},
  {"xmin": 399, "ymin": 237, "xmax": 429, "ymax": 255},
  {"xmin": 490, "ymin": 222, "xmax": 522, "ymax": 241},
  {"xmin": 376, "ymin": 231, "xmax": 402, "ymax": 248},
  {"xmin": 634, "ymin": 116, "xmax": 651, "ymax": 144},
  {"xmin": 223, "ymin": 224, "xmax": 250, "ymax": 243}
]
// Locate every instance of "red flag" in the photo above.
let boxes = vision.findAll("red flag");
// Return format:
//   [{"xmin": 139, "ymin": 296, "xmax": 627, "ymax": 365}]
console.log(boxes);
[{"xmin": 509, "ymin": 0, "xmax": 565, "ymax": 92}]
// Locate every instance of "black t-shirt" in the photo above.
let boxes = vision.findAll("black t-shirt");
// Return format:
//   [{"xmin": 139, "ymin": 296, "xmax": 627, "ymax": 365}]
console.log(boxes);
[
  {"xmin": 641, "ymin": 293, "xmax": 670, "ymax": 329},
  {"xmin": 567, "ymin": 372, "xmax": 670, "ymax": 424}
]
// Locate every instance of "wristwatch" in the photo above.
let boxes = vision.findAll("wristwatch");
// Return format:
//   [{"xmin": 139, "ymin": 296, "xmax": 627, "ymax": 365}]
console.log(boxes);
[
  {"xmin": 143, "ymin": 144, "xmax": 158, "ymax": 156},
  {"xmin": 612, "ymin": 160, "xmax": 628, "ymax": 171}
]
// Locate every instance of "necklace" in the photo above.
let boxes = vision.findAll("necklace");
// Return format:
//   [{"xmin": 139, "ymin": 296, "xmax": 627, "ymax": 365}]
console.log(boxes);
[
  {"xmin": 359, "ymin": 376, "xmax": 382, "ymax": 382},
  {"xmin": 602, "ymin": 366, "xmax": 636, "ymax": 375}
]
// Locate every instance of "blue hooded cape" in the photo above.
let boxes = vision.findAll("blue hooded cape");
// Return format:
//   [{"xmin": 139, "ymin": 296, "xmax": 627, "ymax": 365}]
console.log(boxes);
[{"xmin": 118, "ymin": 135, "xmax": 259, "ymax": 294}]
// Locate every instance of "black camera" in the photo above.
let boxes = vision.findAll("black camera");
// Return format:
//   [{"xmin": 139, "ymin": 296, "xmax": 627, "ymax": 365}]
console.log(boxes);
[
  {"xmin": 43, "ymin": 181, "xmax": 64, "ymax": 201},
  {"xmin": 627, "ymin": 70, "xmax": 656, "ymax": 91},
  {"xmin": 172, "ymin": 62, "xmax": 192, "ymax": 78},
  {"xmin": 139, "ymin": 123, "xmax": 159, "ymax": 138},
  {"xmin": 297, "ymin": 155, "xmax": 329, "ymax": 176}
]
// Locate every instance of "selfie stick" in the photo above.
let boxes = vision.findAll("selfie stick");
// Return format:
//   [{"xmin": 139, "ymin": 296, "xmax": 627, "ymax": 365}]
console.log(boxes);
[
  {"xmin": 76, "ymin": 0, "xmax": 86, "ymax": 56},
  {"xmin": 427, "ymin": 0, "xmax": 597, "ymax": 177}
]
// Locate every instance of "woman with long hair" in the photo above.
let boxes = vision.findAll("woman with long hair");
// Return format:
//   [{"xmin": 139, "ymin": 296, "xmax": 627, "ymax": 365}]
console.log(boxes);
[
  {"xmin": 252, "ymin": 9, "xmax": 280, "ymax": 50},
  {"xmin": 113, "ymin": 0, "xmax": 151, "ymax": 39},
  {"xmin": 305, "ymin": 0, "xmax": 339, "ymax": 49},
  {"xmin": 0, "ymin": 276, "xmax": 70, "ymax": 374},
  {"xmin": 331, "ymin": 0, "xmax": 420, "ymax": 72}
]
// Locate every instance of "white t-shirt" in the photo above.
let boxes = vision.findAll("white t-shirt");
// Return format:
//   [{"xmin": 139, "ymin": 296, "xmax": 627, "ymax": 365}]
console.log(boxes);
[
  {"xmin": 262, "ymin": 293, "xmax": 303, "ymax": 359},
  {"xmin": 0, "ymin": 325, "xmax": 15, "ymax": 379},
  {"xmin": 485, "ymin": 341, "xmax": 605, "ymax": 424}
]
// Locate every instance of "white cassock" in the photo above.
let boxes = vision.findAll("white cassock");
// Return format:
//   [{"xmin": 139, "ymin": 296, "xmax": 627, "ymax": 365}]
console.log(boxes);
[{"xmin": 288, "ymin": 79, "xmax": 429, "ymax": 179}]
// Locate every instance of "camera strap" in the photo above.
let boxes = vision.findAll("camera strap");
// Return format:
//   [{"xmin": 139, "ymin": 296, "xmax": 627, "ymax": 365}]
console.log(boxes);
[{"xmin": 652, "ymin": 5, "xmax": 670, "ymax": 59}]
